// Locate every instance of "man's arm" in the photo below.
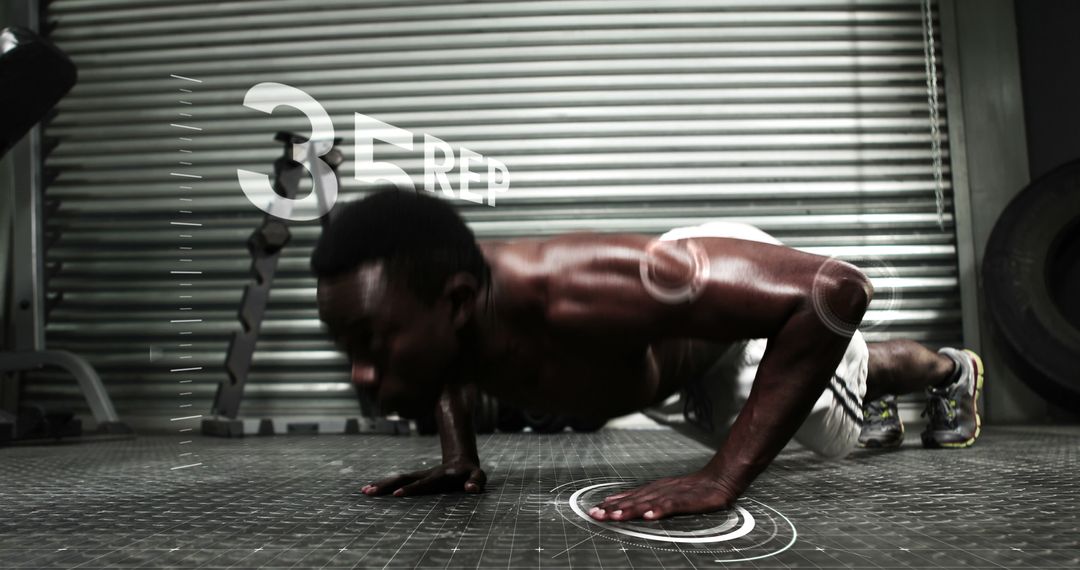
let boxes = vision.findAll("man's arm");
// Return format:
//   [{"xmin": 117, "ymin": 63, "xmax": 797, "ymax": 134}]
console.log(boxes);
[
  {"xmin": 541, "ymin": 234, "xmax": 871, "ymax": 519},
  {"xmin": 594, "ymin": 279, "xmax": 867, "ymax": 519},
  {"xmin": 362, "ymin": 381, "xmax": 486, "ymax": 496},
  {"xmin": 436, "ymin": 381, "xmax": 480, "ymax": 467},
  {"xmin": 702, "ymin": 269, "xmax": 869, "ymax": 498}
]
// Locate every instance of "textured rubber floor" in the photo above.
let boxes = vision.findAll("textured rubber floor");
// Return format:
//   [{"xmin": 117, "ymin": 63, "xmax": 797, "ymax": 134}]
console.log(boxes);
[{"xmin": 1, "ymin": 427, "xmax": 1078, "ymax": 569}]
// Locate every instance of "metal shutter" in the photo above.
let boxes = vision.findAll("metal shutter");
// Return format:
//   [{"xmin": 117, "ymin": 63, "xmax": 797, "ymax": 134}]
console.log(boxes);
[{"xmin": 32, "ymin": 0, "xmax": 958, "ymax": 431}]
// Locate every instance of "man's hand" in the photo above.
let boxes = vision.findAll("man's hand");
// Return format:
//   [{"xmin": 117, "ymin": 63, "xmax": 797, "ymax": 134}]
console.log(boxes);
[
  {"xmin": 588, "ymin": 470, "xmax": 737, "ymax": 521},
  {"xmin": 361, "ymin": 380, "xmax": 485, "ymax": 498},
  {"xmin": 361, "ymin": 460, "xmax": 486, "ymax": 497}
]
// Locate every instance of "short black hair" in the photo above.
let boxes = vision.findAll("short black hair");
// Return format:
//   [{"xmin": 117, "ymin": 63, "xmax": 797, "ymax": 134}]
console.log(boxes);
[{"xmin": 310, "ymin": 188, "xmax": 489, "ymax": 303}]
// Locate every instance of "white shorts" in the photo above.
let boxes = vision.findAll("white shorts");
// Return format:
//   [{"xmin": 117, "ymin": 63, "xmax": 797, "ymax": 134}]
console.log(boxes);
[{"xmin": 653, "ymin": 221, "xmax": 869, "ymax": 459}]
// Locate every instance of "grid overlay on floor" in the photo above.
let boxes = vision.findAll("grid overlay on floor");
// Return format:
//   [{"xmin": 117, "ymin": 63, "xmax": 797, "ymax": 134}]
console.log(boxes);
[{"xmin": 1, "ymin": 427, "xmax": 1078, "ymax": 569}]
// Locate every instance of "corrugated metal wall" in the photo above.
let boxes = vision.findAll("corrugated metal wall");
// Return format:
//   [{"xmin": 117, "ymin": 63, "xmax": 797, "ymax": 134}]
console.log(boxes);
[{"xmin": 30, "ymin": 0, "xmax": 959, "ymax": 431}]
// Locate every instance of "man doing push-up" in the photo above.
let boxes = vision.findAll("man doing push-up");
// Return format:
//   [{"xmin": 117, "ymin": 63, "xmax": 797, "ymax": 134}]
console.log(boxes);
[{"xmin": 312, "ymin": 190, "xmax": 983, "ymax": 522}]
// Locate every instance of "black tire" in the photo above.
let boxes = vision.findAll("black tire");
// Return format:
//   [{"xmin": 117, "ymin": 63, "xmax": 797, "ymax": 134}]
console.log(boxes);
[{"xmin": 983, "ymin": 158, "xmax": 1080, "ymax": 408}]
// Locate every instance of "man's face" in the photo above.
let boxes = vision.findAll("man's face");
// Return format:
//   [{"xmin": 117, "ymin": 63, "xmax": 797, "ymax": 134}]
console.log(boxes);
[{"xmin": 316, "ymin": 262, "xmax": 458, "ymax": 418}]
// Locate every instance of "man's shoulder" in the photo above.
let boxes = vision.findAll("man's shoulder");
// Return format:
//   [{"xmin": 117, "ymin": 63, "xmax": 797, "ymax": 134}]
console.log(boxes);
[{"xmin": 478, "ymin": 239, "xmax": 548, "ymax": 316}]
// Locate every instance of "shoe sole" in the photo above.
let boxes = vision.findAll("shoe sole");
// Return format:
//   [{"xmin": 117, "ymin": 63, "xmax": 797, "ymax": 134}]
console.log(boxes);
[
  {"xmin": 922, "ymin": 349, "xmax": 984, "ymax": 449},
  {"xmin": 858, "ymin": 437, "xmax": 904, "ymax": 449},
  {"xmin": 858, "ymin": 422, "xmax": 905, "ymax": 448}
]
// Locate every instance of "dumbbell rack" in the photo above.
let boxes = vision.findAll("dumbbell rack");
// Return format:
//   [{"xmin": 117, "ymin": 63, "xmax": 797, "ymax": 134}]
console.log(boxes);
[
  {"xmin": 200, "ymin": 132, "xmax": 303, "ymax": 437},
  {"xmin": 201, "ymin": 132, "xmax": 407, "ymax": 437}
]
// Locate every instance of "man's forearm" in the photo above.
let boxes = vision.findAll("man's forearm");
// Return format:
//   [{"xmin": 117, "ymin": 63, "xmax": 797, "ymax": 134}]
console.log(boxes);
[{"xmin": 435, "ymin": 381, "xmax": 480, "ymax": 464}]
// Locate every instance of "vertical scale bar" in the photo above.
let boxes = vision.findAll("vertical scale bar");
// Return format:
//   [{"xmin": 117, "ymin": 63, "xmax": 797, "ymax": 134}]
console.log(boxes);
[{"xmin": 168, "ymin": 73, "xmax": 204, "ymax": 468}]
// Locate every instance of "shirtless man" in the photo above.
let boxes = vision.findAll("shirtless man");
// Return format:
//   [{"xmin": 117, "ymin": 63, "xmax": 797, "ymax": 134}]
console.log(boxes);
[{"xmin": 313, "ymin": 189, "xmax": 984, "ymax": 522}]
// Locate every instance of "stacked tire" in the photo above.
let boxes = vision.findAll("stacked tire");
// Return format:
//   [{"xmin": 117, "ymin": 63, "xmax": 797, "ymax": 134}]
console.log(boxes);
[{"xmin": 983, "ymin": 158, "xmax": 1080, "ymax": 409}]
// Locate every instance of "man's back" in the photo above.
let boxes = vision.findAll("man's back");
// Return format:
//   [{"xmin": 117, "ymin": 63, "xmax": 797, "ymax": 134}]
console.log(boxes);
[{"xmin": 473, "ymin": 234, "xmax": 751, "ymax": 420}]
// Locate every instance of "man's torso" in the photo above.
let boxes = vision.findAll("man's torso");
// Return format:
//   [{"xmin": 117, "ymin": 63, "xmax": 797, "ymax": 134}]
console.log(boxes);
[{"xmin": 472, "ymin": 236, "xmax": 734, "ymax": 419}]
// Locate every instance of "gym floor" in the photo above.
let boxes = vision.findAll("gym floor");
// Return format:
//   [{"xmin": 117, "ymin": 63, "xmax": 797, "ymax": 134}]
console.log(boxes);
[{"xmin": 1, "ymin": 426, "xmax": 1078, "ymax": 569}]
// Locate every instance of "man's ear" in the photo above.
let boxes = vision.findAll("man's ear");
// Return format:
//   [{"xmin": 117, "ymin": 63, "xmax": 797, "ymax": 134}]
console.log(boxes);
[{"xmin": 442, "ymin": 271, "xmax": 479, "ymax": 329}]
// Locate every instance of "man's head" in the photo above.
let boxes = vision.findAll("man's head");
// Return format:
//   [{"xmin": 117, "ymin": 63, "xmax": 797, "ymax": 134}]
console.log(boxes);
[{"xmin": 311, "ymin": 189, "xmax": 488, "ymax": 417}]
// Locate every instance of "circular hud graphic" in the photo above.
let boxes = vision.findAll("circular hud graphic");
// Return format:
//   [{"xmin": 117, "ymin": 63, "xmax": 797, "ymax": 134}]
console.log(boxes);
[{"xmin": 552, "ymin": 478, "xmax": 796, "ymax": 562}]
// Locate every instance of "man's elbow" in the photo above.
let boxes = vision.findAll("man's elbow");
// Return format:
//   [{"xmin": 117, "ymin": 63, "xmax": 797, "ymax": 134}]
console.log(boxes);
[
  {"xmin": 833, "ymin": 263, "xmax": 873, "ymax": 315},
  {"xmin": 810, "ymin": 261, "xmax": 872, "ymax": 336}
]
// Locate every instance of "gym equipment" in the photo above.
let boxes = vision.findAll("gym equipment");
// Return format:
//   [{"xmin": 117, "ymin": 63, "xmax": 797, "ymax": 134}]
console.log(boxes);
[
  {"xmin": 10, "ymin": 404, "xmax": 81, "ymax": 440},
  {"xmin": 0, "ymin": 28, "xmax": 74, "ymax": 157},
  {"xmin": 983, "ymin": 158, "xmax": 1080, "ymax": 409},
  {"xmin": 0, "ymin": 25, "xmax": 129, "ymax": 442},
  {"xmin": 202, "ymin": 132, "xmax": 317, "ymax": 437},
  {"xmin": 202, "ymin": 132, "xmax": 406, "ymax": 437}
]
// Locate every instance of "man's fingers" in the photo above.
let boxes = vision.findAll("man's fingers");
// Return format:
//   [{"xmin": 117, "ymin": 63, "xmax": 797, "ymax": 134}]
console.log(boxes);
[
  {"xmin": 591, "ymin": 475, "xmax": 737, "ymax": 521},
  {"xmin": 592, "ymin": 492, "xmax": 655, "ymax": 520},
  {"xmin": 600, "ymin": 487, "xmax": 650, "ymax": 507},
  {"xmin": 599, "ymin": 487, "xmax": 662, "ymax": 511},
  {"xmin": 364, "ymin": 466, "xmax": 485, "ymax": 497},
  {"xmin": 608, "ymin": 497, "xmax": 677, "ymax": 521},
  {"xmin": 394, "ymin": 477, "xmax": 437, "ymax": 496},
  {"xmin": 364, "ymin": 469, "xmax": 432, "ymax": 495},
  {"xmin": 464, "ymin": 468, "xmax": 486, "ymax": 493},
  {"xmin": 639, "ymin": 498, "xmax": 678, "ymax": 520},
  {"xmin": 600, "ymin": 478, "xmax": 671, "ymax": 506},
  {"xmin": 598, "ymin": 495, "xmax": 659, "ymax": 518},
  {"xmin": 609, "ymin": 502, "xmax": 647, "ymax": 521},
  {"xmin": 363, "ymin": 473, "xmax": 415, "ymax": 496}
]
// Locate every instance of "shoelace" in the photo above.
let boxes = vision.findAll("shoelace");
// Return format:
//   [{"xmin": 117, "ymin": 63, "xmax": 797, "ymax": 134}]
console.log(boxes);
[
  {"xmin": 922, "ymin": 392, "xmax": 958, "ymax": 429},
  {"xmin": 863, "ymin": 400, "xmax": 894, "ymax": 426}
]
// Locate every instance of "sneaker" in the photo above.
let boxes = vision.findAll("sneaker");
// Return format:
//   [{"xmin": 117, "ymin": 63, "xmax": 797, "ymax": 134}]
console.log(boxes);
[
  {"xmin": 858, "ymin": 396, "xmax": 905, "ymax": 448},
  {"xmin": 921, "ymin": 348, "xmax": 985, "ymax": 448}
]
